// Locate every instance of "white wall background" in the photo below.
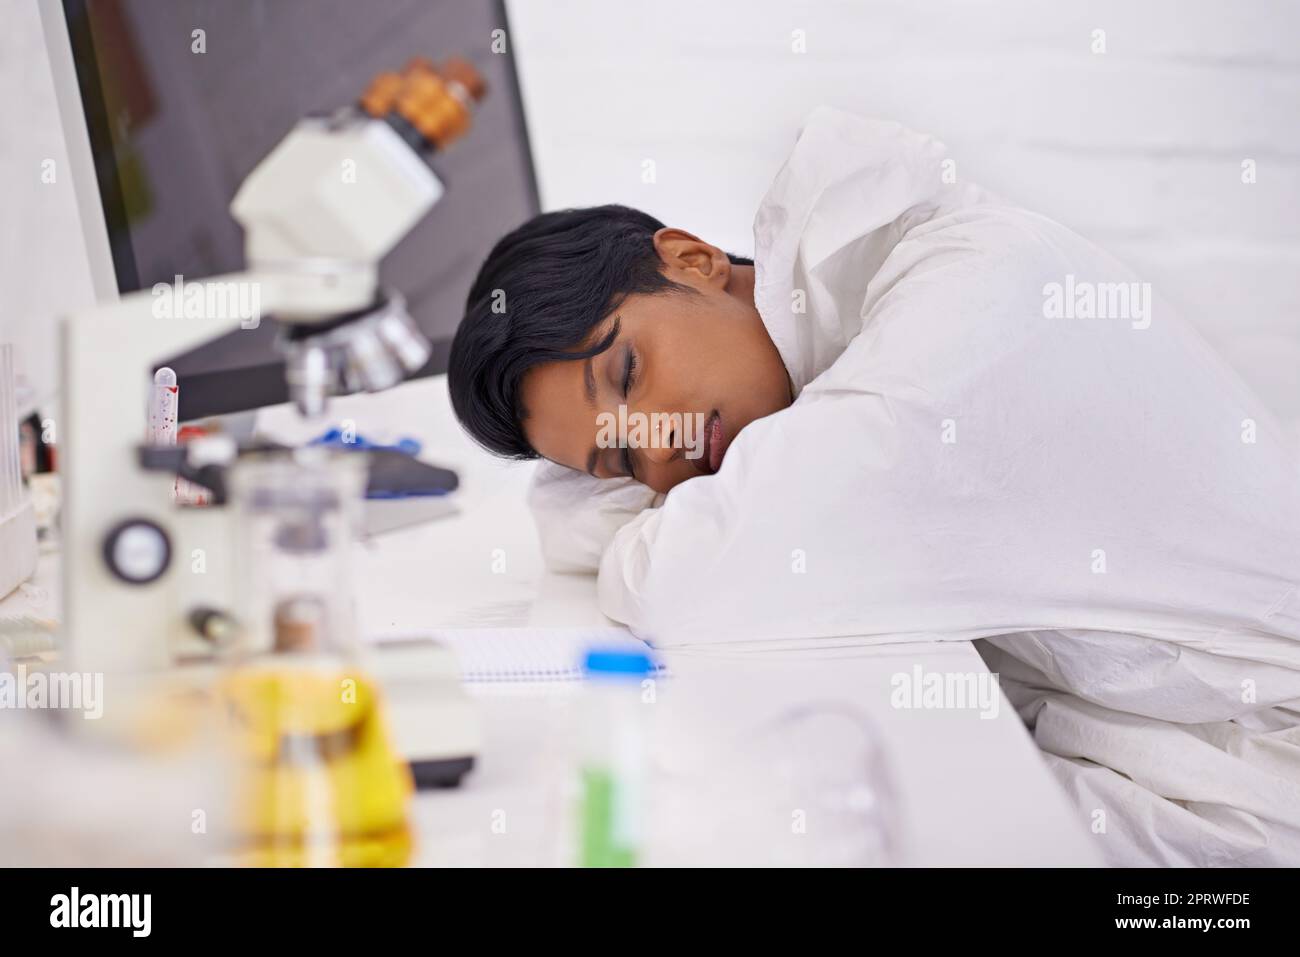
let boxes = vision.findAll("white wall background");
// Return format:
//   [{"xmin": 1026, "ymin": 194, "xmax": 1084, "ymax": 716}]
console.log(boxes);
[
  {"xmin": 3, "ymin": 1, "xmax": 1297, "ymax": 424},
  {"xmin": 506, "ymin": 0, "xmax": 1300, "ymax": 427}
]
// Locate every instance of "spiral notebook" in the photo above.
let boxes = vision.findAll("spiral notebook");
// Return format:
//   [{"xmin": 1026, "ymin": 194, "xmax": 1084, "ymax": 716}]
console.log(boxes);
[{"xmin": 399, "ymin": 627, "xmax": 665, "ymax": 683}]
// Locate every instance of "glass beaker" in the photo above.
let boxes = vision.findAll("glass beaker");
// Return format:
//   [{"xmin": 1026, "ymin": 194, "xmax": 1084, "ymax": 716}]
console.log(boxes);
[{"xmin": 221, "ymin": 449, "xmax": 412, "ymax": 867}]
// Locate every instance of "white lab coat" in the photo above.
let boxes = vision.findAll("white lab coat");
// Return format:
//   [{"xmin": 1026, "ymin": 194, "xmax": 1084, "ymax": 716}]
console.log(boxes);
[
  {"xmin": 534, "ymin": 108, "xmax": 1300, "ymax": 649},
  {"xmin": 528, "ymin": 108, "xmax": 1300, "ymax": 865}
]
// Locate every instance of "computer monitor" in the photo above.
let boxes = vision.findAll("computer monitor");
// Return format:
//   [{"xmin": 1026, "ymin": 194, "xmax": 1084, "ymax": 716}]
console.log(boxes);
[{"xmin": 41, "ymin": 0, "xmax": 540, "ymax": 419}]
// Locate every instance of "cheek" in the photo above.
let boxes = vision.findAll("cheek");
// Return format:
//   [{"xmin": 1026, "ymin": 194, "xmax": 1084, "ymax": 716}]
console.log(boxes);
[{"xmin": 651, "ymin": 313, "xmax": 725, "ymax": 382}]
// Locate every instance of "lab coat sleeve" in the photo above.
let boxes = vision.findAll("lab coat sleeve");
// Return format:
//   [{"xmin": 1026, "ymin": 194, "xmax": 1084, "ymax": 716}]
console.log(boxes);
[
  {"xmin": 595, "ymin": 505, "xmax": 661, "ymax": 628},
  {"xmin": 527, "ymin": 460, "xmax": 661, "ymax": 574}
]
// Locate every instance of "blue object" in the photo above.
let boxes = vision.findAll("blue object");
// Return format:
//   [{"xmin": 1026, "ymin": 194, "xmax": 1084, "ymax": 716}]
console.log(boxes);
[
  {"xmin": 583, "ymin": 647, "xmax": 656, "ymax": 679},
  {"xmin": 364, "ymin": 488, "xmax": 449, "ymax": 499},
  {"xmin": 308, "ymin": 428, "xmax": 458, "ymax": 500},
  {"xmin": 310, "ymin": 427, "xmax": 422, "ymax": 456}
]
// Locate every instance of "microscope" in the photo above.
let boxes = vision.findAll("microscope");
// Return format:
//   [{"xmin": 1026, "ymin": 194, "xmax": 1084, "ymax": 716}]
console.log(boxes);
[{"xmin": 59, "ymin": 58, "xmax": 486, "ymax": 785}]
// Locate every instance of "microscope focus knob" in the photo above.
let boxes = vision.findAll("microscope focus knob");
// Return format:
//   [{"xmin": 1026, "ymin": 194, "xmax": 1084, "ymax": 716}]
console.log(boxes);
[{"xmin": 102, "ymin": 518, "xmax": 172, "ymax": 585}]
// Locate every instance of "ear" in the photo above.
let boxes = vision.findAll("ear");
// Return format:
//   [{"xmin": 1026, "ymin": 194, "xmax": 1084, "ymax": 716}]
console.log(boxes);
[{"xmin": 652, "ymin": 227, "xmax": 731, "ymax": 291}]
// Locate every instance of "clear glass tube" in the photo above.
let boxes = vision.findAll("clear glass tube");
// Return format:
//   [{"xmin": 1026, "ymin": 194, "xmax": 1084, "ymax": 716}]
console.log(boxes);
[{"xmin": 228, "ymin": 448, "xmax": 366, "ymax": 658}]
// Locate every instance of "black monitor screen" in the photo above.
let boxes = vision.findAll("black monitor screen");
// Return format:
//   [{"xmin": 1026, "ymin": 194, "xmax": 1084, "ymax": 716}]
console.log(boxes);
[{"xmin": 64, "ymin": 0, "xmax": 539, "ymax": 417}]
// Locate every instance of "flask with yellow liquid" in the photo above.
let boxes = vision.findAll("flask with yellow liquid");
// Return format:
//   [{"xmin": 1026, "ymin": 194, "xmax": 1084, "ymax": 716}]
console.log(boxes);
[{"xmin": 221, "ymin": 449, "xmax": 412, "ymax": 867}]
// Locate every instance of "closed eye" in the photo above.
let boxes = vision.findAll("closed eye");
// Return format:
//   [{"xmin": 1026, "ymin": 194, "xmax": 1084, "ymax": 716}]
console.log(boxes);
[
  {"xmin": 622, "ymin": 348, "xmax": 638, "ymax": 397},
  {"xmin": 621, "ymin": 347, "xmax": 639, "ymax": 478}
]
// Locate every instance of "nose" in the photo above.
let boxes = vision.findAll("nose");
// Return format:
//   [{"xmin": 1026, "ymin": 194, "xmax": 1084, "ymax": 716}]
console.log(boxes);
[{"xmin": 641, "ymin": 412, "xmax": 678, "ymax": 466}]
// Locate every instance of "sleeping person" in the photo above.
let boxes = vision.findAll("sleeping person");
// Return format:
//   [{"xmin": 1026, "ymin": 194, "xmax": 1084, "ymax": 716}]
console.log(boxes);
[{"xmin": 449, "ymin": 108, "xmax": 1300, "ymax": 864}]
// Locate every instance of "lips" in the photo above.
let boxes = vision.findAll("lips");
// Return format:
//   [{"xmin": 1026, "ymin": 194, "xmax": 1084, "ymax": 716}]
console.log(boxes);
[{"xmin": 700, "ymin": 410, "xmax": 725, "ymax": 474}]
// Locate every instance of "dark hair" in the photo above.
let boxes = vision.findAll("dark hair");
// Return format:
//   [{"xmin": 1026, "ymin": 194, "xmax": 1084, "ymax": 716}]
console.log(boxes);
[{"xmin": 448, "ymin": 204, "xmax": 751, "ymax": 460}]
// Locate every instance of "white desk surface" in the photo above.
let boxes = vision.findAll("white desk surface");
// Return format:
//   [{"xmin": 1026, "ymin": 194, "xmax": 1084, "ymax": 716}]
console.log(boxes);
[
  {"xmin": 254, "ymin": 376, "xmax": 1100, "ymax": 867},
  {"xmin": 2, "ymin": 375, "xmax": 1098, "ymax": 866}
]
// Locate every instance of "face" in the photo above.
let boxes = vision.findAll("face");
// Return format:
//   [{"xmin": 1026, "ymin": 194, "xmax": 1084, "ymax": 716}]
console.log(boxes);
[{"xmin": 520, "ymin": 228, "xmax": 792, "ymax": 494}]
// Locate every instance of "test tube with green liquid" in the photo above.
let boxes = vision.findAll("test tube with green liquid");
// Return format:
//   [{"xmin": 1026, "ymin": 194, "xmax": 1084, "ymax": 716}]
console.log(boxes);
[{"xmin": 578, "ymin": 648, "xmax": 655, "ymax": 867}]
